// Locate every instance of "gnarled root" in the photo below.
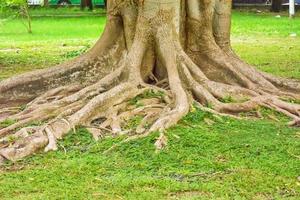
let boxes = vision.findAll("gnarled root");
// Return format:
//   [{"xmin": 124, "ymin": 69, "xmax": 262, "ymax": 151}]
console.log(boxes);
[
  {"xmin": 1, "ymin": 0, "xmax": 300, "ymax": 165},
  {"xmin": 1, "ymin": 45, "xmax": 300, "ymax": 164}
]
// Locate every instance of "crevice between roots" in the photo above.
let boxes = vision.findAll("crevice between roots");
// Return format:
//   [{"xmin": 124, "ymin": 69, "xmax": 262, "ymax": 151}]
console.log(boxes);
[{"xmin": 0, "ymin": 21, "xmax": 300, "ymax": 165}]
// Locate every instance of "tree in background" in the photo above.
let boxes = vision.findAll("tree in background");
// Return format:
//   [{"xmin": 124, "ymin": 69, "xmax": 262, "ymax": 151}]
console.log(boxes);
[
  {"xmin": 271, "ymin": 0, "xmax": 282, "ymax": 12},
  {"xmin": 81, "ymin": 0, "xmax": 93, "ymax": 10},
  {"xmin": 0, "ymin": 0, "xmax": 32, "ymax": 33},
  {"xmin": 0, "ymin": 0, "xmax": 299, "ymax": 163}
]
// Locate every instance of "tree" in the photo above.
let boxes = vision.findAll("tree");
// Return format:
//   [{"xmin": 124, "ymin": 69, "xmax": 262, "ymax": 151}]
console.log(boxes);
[
  {"xmin": 81, "ymin": 0, "xmax": 93, "ymax": 10},
  {"xmin": 0, "ymin": 0, "xmax": 299, "ymax": 163},
  {"xmin": 271, "ymin": 0, "xmax": 282, "ymax": 12},
  {"xmin": 0, "ymin": 0, "xmax": 32, "ymax": 33}
]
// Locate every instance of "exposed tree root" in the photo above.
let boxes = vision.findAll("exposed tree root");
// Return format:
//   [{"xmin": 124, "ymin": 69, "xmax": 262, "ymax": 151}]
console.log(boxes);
[{"xmin": 0, "ymin": 0, "xmax": 299, "ymax": 164}]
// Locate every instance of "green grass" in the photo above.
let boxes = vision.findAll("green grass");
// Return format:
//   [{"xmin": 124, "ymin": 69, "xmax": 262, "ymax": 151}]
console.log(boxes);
[
  {"xmin": 0, "ymin": 14, "xmax": 106, "ymax": 80},
  {"xmin": 0, "ymin": 6, "xmax": 106, "ymax": 18},
  {"xmin": 0, "ymin": 9, "xmax": 300, "ymax": 199},
  {"xmin": 231, "ymin": 11, "xmax": 300, "ymax": 79},
  {"xmin": 0, "ymin": 109, "xmax": 299, "ymax": 199}
]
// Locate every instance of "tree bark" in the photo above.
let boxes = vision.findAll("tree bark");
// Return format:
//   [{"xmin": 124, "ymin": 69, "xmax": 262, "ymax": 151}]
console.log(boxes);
[{"xmin": 0, "ymin": 0, "xmax": 299, "ymax": 164}]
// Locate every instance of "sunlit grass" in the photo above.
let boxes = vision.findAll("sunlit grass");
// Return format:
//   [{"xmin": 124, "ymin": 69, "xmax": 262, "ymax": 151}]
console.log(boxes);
[{"xmin": 0, "ymin": 9, "xmax": 299, "ymax": 200}]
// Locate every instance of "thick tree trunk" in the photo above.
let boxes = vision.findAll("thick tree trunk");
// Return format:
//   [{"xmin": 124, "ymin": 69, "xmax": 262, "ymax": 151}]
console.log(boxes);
[{"xmin": 0, "ymin": 0, "xmax": 299, "ymax": 164}]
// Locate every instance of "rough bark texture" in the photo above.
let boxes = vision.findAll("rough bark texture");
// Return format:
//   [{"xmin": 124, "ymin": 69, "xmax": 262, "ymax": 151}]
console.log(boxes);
[{"xmin": 0, "ymin": 0, "xmax": 299, "ymax": 164}]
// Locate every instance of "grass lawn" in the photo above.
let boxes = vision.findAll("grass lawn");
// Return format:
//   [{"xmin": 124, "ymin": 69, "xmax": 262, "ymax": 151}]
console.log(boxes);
[{"xmin": 0, "ymin": 9, "xmax": 300, "ymax": 200}]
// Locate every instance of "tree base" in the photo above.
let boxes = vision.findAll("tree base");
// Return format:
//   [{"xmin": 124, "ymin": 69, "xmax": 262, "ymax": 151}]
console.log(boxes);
[{"xmin": 0, "ymin": 0, "xmax": 299, "ymax": 164}]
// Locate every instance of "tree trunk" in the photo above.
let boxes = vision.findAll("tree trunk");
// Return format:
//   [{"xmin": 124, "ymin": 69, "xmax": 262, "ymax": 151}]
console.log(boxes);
[
  {"xmin": 0, "ymin": 0, "xmax": 299, "ymax": 163},
  {"xmin": 271, "ymin": 0, "xmax": 282, "ymax": 12},
  {"xmin": 44, "ymin": 0, "xmax": 49, "ymax": 6},
  {"xmin": 81, "ymin": 0, "xmax": 93, "ymax": 10},
  {"xmin": 20, "ymin": 4, "xmax": 32, "ymax": 34}
]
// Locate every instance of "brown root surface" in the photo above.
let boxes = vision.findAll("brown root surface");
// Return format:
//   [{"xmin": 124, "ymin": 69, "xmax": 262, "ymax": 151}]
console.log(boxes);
[{"xmin": 0, "ymin": 0, "xmax": 299, "ymax": 164}]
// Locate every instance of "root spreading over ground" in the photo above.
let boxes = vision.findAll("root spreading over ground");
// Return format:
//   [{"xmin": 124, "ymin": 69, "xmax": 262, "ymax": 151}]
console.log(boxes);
[{"xmin": 0, "ymin": 0, "xmax": 299, "ymax": 164}]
